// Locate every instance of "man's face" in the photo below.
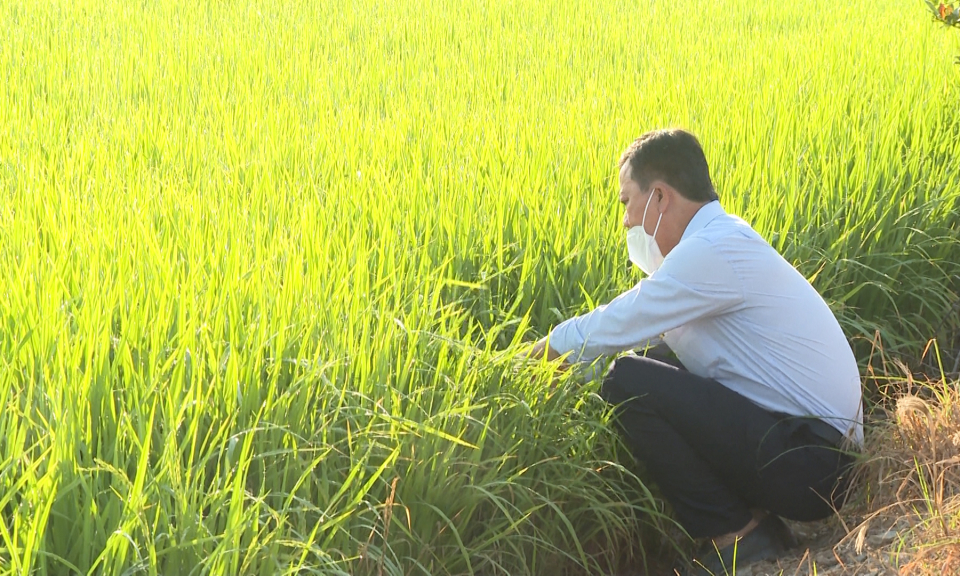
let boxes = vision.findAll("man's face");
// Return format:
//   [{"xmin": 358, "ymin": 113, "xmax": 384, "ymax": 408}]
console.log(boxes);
[{"xmin": 618, "ymin": 162, "xmax": 658, "ymax": 232}]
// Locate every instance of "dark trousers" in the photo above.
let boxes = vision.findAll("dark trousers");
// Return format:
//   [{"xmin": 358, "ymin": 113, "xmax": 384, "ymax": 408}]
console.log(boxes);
[{"xmin": 600, "ymin": 354, "xmax": 856, "ymax": 539}]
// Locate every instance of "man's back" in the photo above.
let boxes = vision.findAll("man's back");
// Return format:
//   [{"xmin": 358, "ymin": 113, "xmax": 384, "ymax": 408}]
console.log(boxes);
[{"xmin": 662, "ymin": 202, "xmax": 863, "ymax": 443}]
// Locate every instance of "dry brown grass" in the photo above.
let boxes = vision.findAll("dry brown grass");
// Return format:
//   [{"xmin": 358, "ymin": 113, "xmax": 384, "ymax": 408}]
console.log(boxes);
[{"xmin": 845, "ymin": 355, "xmax": 960, "ymax": 575}]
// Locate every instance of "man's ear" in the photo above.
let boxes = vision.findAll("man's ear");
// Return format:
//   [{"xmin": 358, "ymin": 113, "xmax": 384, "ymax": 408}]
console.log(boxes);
[{"xmin": 655, "ymin": 185, "xmax": 671, "ymax": 213}]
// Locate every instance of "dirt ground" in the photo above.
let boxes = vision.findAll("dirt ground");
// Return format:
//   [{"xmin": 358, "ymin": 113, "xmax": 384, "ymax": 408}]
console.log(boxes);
[
  {"xmin": 628, "ymin": 494, "xmax": 957, "ymax": 576},
  {"xmin": 742, "ymin": 513, "xmax": 914, "ymax": 576}
]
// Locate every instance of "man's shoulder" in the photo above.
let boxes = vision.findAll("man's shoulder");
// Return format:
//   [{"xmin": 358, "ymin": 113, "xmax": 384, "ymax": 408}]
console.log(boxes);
[
  {"xmin": 660, "ymin": 233, "xmax": 742, "ymax": 285},
  {"xmin": 676, "ymin": 212, "xmax": 764, "ymax": 254},
  {"xmin": 685, "ymin": 212, "xmax": 776, "ymax": 264},
  {"xmin": 664, "ymin": 212, "xmax": 783, "ymax": 285},
  {"xmin": 697, "ymin": 210, "xmax": 763, "ymax": 240}
]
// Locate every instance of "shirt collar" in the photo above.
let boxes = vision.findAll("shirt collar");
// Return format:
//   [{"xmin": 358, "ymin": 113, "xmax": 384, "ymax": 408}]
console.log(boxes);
[{"xmin": 680, "ymin": 200, "xmax": 725, "ymax": 243}]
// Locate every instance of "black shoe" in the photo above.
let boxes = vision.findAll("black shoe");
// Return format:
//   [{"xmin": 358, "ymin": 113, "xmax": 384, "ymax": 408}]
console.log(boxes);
[
  {"xmin": 764, "ymin": 514, "xmax": 798, "ymax": 551},
  {"xmin": 681, "ymin": 515, "xmax": 787, "ymax": 576}
]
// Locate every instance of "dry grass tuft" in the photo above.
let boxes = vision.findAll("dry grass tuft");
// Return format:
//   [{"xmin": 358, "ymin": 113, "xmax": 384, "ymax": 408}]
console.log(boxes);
[{"xmin": 848, "ymin": 372, "xmax": 960, "ymax": 575}]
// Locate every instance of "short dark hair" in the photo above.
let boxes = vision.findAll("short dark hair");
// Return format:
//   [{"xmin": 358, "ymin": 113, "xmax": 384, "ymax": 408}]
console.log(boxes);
[{"xmin": 618, "ymin": 129, "xmax": 718, "ymax": 203}]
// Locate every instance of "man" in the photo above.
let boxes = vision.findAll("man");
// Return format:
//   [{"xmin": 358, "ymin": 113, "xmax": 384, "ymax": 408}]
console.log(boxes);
[{"xmin": 527, "ymin": 129, "xmax": 862, "ymax": 575}]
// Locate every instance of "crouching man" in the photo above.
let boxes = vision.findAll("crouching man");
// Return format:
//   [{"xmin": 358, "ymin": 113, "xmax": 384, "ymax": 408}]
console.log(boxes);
[{"xmin": 528, "ymin": 129, "xmax": 862, "ymax": 575}]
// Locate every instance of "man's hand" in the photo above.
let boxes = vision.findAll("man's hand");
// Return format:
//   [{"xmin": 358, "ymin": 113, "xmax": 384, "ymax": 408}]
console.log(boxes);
[
  {"xmin": 525, "ymin": 336, "xmax": 571, "ymax": 370},
  {"xmin": 520, "ymin": 336, "xmax": 572, "ymax": 393}
]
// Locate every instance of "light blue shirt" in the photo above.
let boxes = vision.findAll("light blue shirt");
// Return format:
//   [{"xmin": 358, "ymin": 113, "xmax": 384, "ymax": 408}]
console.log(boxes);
[{"xmin": 549, "ymin": 201, "xmax": 864, "ymax": 444}]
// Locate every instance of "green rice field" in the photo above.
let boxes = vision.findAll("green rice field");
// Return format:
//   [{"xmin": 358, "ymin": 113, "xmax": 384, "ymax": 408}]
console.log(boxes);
[{"xmin": 1, "ymin": 0, "xmax": 959, "ymax": 573}]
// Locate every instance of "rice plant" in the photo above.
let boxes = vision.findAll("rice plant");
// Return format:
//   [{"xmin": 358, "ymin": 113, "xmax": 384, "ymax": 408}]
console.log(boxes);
[{"xmin": 0, "ymin": 0, "xmax": 958, "ymax": 573}]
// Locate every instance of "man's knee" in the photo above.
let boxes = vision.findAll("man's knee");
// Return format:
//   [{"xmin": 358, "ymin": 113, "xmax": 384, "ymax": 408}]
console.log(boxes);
[
  {"xmin": 601, "ymin": 354, "xmax": 651, "ymax": 404},
  {"xmin": 600, "ymin": 358, "xmax": 622, "ymax": 403}
]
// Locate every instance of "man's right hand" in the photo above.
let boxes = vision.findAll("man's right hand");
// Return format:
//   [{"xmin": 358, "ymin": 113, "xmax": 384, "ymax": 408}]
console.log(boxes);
[{"xmin": 523, "ymin": 337, "xmax": 572, "ymax": 373}]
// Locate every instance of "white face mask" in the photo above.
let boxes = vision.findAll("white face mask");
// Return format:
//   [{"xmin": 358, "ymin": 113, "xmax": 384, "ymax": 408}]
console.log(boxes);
[{"xmin": 626, "ymin": 189, "xmax": 664, "ymax": 275}]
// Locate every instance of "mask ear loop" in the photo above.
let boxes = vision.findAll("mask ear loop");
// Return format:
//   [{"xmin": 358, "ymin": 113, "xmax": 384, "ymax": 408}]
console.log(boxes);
[
  {"xmin": 649, "ymin": 190, "xmax": 663, "ymax": 239},
  {"xmin": 640, "ymin": 188, "xmax": 655, "ymax": 233}
]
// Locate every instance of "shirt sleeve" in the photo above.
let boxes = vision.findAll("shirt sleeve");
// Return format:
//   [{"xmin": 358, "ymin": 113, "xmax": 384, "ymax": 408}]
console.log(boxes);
[{"xmin": 548, "ymin": 237, "xmax": 744, "ymax": 363}]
